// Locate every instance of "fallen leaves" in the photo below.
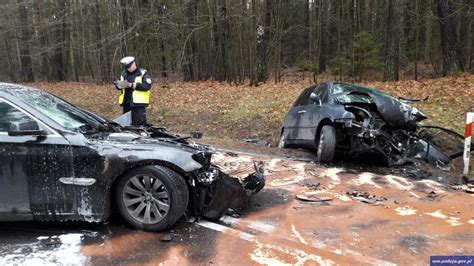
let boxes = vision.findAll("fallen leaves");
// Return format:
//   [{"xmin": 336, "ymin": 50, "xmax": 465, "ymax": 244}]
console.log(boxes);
[{"xmin": 28, "ymin": 74, "xmax": 473, "ymax": 142}]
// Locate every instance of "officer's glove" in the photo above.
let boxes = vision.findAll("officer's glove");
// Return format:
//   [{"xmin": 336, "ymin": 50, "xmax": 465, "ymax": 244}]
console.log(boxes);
[{"xmin": 116, "ymin": 80, "xmax": 132, "ymax": 89}]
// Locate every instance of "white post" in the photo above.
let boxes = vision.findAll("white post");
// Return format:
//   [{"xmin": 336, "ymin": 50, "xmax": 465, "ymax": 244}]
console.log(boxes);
[{"xmin": 464, "ymin": 112, "xmax": 474, "ymax": 176}]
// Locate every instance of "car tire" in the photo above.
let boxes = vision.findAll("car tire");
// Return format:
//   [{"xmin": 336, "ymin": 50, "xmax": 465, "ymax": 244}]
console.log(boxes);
[
  {"xmin": 278, "ymin": 130, "xmax": 288, "ymax": 148},
  {"xmin": 316, "ymin": 125, "xmax": 336, "ymax": 163},
  {"xmin": 115, "ymin": 165, "xmax": 189, "ymax": 231}
]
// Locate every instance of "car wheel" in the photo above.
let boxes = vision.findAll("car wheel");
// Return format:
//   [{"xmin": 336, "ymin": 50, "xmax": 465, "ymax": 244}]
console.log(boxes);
[
  {"xmin": 115, "ymin": 165, "xmax": 189, "ymax": 231},
  {"xmin": 316, "ymin": 125, "xmax": 336, "ymax": 163},
  {"xmin": 278, "ymin": 130, "xmax": 288, "ymax": 148}
]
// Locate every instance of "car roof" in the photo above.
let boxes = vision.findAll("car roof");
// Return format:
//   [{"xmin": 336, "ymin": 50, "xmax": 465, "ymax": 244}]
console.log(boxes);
[{"xmin": 0, "ymin": 83, "xmax": 41, "ymax": 95}]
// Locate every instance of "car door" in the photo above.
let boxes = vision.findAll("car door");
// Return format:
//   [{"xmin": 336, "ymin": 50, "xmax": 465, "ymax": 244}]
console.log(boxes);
[
  {"xmin": 284, "ymin": 86, "xmax": 315, "ymax": 141},
  {"xmin": 298, "ymin": 84, "xmax": 329, "ymax": 145},
  {"xmin": 0, "ymin": 99, "xmax": 75, "ymax": 220}
]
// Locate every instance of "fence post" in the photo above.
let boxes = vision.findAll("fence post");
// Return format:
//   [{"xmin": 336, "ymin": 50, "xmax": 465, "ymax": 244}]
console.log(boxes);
[{"xmin": 464, "ymin": 112, "xmax": 474, "ymax": 176}]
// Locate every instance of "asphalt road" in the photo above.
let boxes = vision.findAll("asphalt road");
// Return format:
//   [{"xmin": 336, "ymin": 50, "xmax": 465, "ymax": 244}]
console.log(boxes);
[{"xmin": 0, "ymin": 151, "xmax": 473, "ymax": 265}]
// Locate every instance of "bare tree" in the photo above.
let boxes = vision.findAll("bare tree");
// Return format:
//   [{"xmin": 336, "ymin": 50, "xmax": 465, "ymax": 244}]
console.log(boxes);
[
  {"xmin": 437, "ymin": 0, "xmax": 463, "ymax": 75},
  {"xmin": 17, "ymin": 0, "xmax": 34, "ymax": 81},
  {"xmin": 384, "ymin": 0, "xmax": 400, "ymax": 81}
]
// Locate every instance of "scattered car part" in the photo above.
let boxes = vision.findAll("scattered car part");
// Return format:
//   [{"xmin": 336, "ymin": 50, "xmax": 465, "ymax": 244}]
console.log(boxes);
[{"xmin": 398, "ymin": 95, "xmax": 429, "ymax": 103}]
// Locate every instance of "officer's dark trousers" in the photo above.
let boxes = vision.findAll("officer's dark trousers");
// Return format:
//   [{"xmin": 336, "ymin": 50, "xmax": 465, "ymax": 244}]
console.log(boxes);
[{"xmin": 123, "ymin": 105, "xmax": 147, "ymax": 126}]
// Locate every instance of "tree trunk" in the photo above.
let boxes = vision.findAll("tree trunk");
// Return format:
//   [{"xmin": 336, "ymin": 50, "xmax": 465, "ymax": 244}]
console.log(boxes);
[
  {"xmin": 53, "ymin": 0, "xmax": 66, "ymax": 81},
  {"xmin": 256, "ymin": 0, "xmax": 272, "ymax": 83},
  {"xmin": 437, "ymin": 0, "xmax": 464, "ymax": 75},
  {"xmin": 459, "ymin": 0, "xmax": 472, "ymax": 70},
  {"xmin": 383, "ymin": 0, "xmax": 400, "ymax": 81},
  {"xmin": 187, "ymin": 0, "xmax": 199, "ymax": 81},
  {"xmin": 414, "ymin": 0, "xmax": 419, "ymax": 80},
  {"xmin": 313, "ymin": 0, "xmax": 323, "ymax": 76},
  {"xmin": 303, "ymin": 0, "xmax": 310, "ymax": 57},
  {"xmin": 17, "ymin": 0, "xmax": 35, "ymax": 81},
  {"xmin": 250, "ymin": 0, "xmax": 257, "ymax": 85}
]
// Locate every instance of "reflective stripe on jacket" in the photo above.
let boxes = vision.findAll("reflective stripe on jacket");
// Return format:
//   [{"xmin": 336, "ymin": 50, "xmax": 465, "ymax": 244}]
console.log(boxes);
[{"xmin": 118, "ymin": 69, "xmax": 151, "ymax": 105}]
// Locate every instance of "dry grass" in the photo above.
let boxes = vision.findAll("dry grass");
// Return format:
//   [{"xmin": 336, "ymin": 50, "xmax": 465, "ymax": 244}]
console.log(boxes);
[{"xmin": 29, "ymin": 74, "xmax": 474, "ymax": 143}]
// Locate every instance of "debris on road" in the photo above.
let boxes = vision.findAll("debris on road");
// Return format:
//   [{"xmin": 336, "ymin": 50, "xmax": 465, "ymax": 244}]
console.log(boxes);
[
  {"xmin": 161, "ymin": 233, "xmax": 174, "ymax": 242},
  {"xmin": 226, "ymin": 209, "xmax": 242, "ymax": 218},
  {"xmin": 427, "ymin": 191, "xmax": 439, "ymax": 201},
  {"xmin": 298, "ymin": 181, "xmax": 321, "ymax": 190},
  {"xmin": 295, "ymin": 194, "xmax": 333, "ymax": 202},
  {"xmin": 245, "ymin": 139, "xmax": 271, "ymax": 146},
  {"xmin": 346, "ymin": 191, "xmax": 387, "ymax": 205},
  {"xmin": 450, "ymin": 183, "xmax": 474, "ymax": 194},
  {"xmin": 225, "ymin": 151, "xmax": 239, "ymax": 157}
]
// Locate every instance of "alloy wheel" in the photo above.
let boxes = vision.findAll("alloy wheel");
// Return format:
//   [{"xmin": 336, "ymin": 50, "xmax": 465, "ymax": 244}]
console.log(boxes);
[{"xmin": 122, "ymin": 175, "xmax": 170, "ymax": 224}]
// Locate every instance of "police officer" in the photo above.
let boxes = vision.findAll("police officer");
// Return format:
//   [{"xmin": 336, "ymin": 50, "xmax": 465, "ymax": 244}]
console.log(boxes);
[{"xmin": 115, "ymin": 56, "xmax": 152, "ymax": 126}]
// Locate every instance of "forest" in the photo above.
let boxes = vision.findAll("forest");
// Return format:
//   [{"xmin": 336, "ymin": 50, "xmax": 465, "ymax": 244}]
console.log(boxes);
[{"xmin": 0, "ymin": 0, "xmax": 472, "ymax": 84}]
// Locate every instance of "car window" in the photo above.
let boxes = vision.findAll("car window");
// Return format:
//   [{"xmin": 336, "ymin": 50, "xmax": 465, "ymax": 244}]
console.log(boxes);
[
  {"xmin": 294, "ymin": 86, "xmax": 315, "ymax": 107},
  {"xmin": 10, "ymin": 90, "xmax": 88, "ymax": 131},
  {"xmin": 314, "ymin": 84, "xmax": 328, "ymax": 103},
  {"xmin": 0, "ymin": 100, "xmax": 36, "ymax": 132}
]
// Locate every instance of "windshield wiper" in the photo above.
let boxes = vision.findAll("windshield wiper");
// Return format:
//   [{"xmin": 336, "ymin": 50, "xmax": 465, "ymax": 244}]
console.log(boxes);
[
  {"xmin": 58, "ymin": 103, "xmax": 101, "ymax": 130},
  {"xmin": 78, "ymin": 124, "xmax": 97, "ymax": 133},
  {"xmin": 77, "ymin": 107, "xmax": 122, "ymax": 132}
]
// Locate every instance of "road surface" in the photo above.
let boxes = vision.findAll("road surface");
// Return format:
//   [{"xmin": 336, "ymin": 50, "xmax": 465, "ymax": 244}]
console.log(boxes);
[{"xmin": 0, "ymin": 151, "xmax": 472, "ymax": 265}]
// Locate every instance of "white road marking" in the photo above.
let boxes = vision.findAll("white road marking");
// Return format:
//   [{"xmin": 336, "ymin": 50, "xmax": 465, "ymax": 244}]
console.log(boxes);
[
  {"xmin": 291, "ymin": 225, "xmax": 307, "ymax": 245},
  {"xmin": 197, "ymin": 220, "xmax": 255, "ymax": 241},
  {"xmin": 220, "ymin": 215, "xmax": 278, "ymax": 233},
  {"xmin": 194, "ymin": 219, "xmax": 395, "ymax": 265}
]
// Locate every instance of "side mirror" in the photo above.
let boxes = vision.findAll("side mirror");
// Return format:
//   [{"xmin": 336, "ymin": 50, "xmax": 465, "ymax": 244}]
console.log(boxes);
[
  {"xmin": 191, "ymin": 131, "xmax": 203, "ymax": 139},
  {"xmin": 309, "ymin": 92, "xmax": 321, "ymax": 104},
  {"xmin": 8, "ymin": 121, "xmax": 47, "ymax": 137}
]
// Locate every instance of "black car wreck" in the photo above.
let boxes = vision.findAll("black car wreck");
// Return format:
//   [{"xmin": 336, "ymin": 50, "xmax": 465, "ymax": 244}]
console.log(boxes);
[
  {"xmin": 279, "ymin": 81, "xmax": 459, "ymax": 166},
  {"xmin": 0, "ymin": 83, "xmax": 265, "ymax": 231}
]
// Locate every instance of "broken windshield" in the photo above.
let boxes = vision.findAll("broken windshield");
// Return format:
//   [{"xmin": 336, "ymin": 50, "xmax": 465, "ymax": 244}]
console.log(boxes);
[
  {"xmin": 333, "ymin": 83, "xmax": 393, "ymax": 98},
  {"xmin": 335, "ymin": 94, "xmax": 373, "ymax": 104},
  {"xmin": 12, "ymin": 89, "xmax": 100, "ymax": 132},
  {"xmin": 333, "ymin": 83, "xmax": 397, "ymax": 105}
]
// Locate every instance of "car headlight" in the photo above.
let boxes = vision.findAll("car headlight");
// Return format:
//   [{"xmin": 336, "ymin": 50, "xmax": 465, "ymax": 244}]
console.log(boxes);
[
  {"xmin": 196, "ymin": 168, "xmax": 220, "ymax": 183},
  {"xmin": 192, "ymin": 152, "xmax": 212, "ymax": 168}
]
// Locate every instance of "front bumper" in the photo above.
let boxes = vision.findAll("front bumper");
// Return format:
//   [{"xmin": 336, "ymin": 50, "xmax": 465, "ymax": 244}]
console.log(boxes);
[{"xmin": 190, "ymin": 163, "xmax": 265, "ymax": 220}]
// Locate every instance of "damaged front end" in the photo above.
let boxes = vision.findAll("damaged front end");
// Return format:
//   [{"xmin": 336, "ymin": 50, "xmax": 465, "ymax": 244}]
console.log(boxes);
[
  {"xmin": 123, "ymin": 125, "xmax": 266, "ymax": 220},
  {"xmin": 334, "ymin": 91, "xmax": 453, "ymax": 166},
  {"xmin": 189, "ymin": 160, "xmax": 265, "ymax": 220}
]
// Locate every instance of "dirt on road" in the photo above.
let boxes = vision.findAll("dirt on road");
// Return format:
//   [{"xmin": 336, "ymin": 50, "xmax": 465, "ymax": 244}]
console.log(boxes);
[
  {"xmin": 197, "ymin": 151, "xmax": 474, "ymax": 265},
  {"xmin": 0, "ymin": 149, "xmax": 472, "ymax": 265}
]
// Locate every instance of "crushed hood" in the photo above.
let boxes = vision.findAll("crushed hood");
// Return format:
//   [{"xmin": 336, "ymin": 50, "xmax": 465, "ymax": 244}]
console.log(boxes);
[{"xmin": 336, "ymin": 90, "xmax": 427, "ymax": 130}]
